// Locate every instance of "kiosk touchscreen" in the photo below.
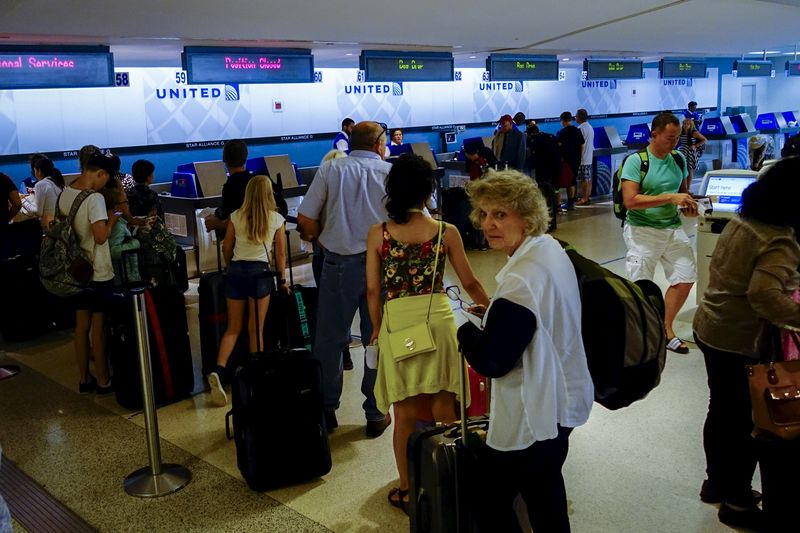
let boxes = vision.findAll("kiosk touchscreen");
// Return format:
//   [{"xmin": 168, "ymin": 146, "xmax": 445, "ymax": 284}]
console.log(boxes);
[
  {"xmin": 698, "ymin": 170, "xmax": 757, "ymax": 218},
  {"xmin": 695, "ymin": 169, "xmax": 758, "ymax": 303},
  {"xmin": 172, "ymin": 160, "xmax": 227, "ymax": 198},
  {"xmin": 410, "ymin": 142, "xmax": 439, "ymax": 170},
  {"xmin": 625, "ymin": 123, "xmax": 650, "ymax": 148}
]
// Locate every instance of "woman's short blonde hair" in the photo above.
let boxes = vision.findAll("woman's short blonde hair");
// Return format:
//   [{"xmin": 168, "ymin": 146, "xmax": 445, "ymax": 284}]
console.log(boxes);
[{"xmin": 466, "ymin": 170, "xmax": 550, "ymax": 237}]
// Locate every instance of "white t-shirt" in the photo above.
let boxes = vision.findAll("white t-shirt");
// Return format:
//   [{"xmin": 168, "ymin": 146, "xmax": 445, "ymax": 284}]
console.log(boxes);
[
  {"xmin": 57, "ymin": 187, "xmax": 114, "ymax": 282},
  {"xmin": 34, "ymin": 177, "xmax": 61, "ymax": 217},
  {"xmin": 230, "ymin": 208, "xmax": 285, "ymax": 262},
  {"xmin": 486, "ymin": 234, "xmax": 594, "ymax": 451},
  {"xmin": 578, "ymin": 121, "xmax": 595, "ymax": 166}
]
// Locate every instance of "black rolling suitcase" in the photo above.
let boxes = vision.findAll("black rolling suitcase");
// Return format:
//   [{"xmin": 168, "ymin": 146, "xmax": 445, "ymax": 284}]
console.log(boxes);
[
  {"xmin": 225, "ymin": 271, "xmax": 331, "ymax": 491},
  {"xmin": 408, "ymin": 352, "xmax": 486, "ymax": 533},
  {"xmin": 0, "ymin": 254, "xmax": 52, "ymax": 342},
  {"xmin": 198, "ymin": 239, "xmax": 248, "ymax": 376},
  {"xmin": 109, "ymin": 286, "xmax": 195, "ymax": 409}
]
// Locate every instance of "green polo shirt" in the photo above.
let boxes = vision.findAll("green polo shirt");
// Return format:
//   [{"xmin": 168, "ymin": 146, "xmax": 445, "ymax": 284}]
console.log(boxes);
[{"xmin": 621, "ymin": 148, "xmax": 688, "ymax": 229}]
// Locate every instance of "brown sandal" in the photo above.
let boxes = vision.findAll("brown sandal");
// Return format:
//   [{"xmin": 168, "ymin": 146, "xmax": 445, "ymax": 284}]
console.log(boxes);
[{"xmin": 388, "ymin": 487, "xmax": 410, "ymax": 514}]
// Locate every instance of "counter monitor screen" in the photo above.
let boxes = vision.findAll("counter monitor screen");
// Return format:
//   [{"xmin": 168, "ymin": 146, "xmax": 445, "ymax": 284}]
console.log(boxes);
[
  {"xmin": 659, "ymin": 59, "xmax": 707, "ymax": 79},
  {"xmin": 0, "ymin": 45, "xmax": 114, "ymax": 89},
  {"xmin": 786, "ymin": 61, "xmax": 800, "ymax": 77},
  {"xmin": 733, "ymin": 60, "xmax": 773, "ymax": 78},
  {"xmin": 360, "ymin": 51, "xmax": 453, "ymax": 82},
  {"xmin": 704, "ymin": 175, "xmax": 756, "ymax": 213},
  {"xmin": 182, "ymin": 47, "xmax": 314, "ymax": 84},
  {"xmin": 584, "ymin": 59, "xmax": 643, "ymax": 80},
  {"xmin": 487, "ymin": 55, "xmax": 559, "ymax": 81}
]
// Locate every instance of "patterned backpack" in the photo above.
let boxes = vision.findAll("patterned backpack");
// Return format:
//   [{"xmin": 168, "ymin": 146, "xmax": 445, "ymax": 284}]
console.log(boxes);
[{"xmin": 39, "ymin": 190, "xmax": 96, "ymax": 297}]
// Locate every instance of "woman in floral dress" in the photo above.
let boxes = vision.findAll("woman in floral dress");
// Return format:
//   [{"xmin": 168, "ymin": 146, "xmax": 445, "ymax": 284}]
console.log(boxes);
[{"xmin": 366, "ymin": 153, "xmax": 490, "ymax": 512}]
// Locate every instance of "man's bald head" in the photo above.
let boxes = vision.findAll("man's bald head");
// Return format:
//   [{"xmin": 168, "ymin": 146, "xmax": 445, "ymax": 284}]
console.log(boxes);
[{"xmin": 350, "ymin": 121, "xmax": 386, "ymax": 153}]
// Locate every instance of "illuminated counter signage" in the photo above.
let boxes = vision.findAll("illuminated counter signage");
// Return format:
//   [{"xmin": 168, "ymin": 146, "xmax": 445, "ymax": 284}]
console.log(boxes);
[
  {"xmin": 733, "ymin": 59, "xmax": 773, "ymax": 78},
  {"xmin": 659, "ymin": 59, "xmax": 707, "ymax": 79},
  {"xmin": 0, "ymin": 45, "xmax": 114, "ymax": 89},
  {"xmin": 360, "ymin": 51, "xmax": 453, "ymax": 82},
  {"xmin": 487, "ymin": 54, "xmax": 558, "ymax": 81},
  {"xmin": 182, "ymin": 47, "xmax": 314, "ymax": 84},
  {"xmin": 584, "ymin": 59, "xmax": 643, "ymax": 80},
  {"xmin": 786, "ymin": 61, "xmax": 800, "ymax": 77}
]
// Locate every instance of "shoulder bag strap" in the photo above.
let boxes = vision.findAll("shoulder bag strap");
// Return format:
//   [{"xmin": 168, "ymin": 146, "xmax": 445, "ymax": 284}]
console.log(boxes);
[
  {"xmin": 424, "ymin": 222, "xmax": 445, "ymax": 323},
  {"xmin": 67, "ymin": 189, "xmax": 95, "ymax": 225}
]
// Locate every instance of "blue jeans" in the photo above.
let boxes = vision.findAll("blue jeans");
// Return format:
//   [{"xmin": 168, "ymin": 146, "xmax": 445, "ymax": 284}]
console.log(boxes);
[{"xmin": 315, "ymin": 251, "xmax": 383, "ymax": 421}]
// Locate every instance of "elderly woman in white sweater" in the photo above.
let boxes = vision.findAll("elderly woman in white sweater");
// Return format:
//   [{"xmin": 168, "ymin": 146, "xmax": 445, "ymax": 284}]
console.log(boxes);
[{"xmin": 457, "ymin": 170, "xmax": 594, "ymax": 533}]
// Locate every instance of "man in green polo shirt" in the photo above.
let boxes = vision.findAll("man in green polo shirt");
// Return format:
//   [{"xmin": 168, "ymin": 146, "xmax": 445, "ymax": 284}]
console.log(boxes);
[{"xmin": 621, "ymin": 112, "xmax": 698, "ymax": 354}]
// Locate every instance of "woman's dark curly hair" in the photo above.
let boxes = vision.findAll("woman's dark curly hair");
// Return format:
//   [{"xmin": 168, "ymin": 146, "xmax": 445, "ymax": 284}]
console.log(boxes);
[
  {"xmin": 739, "ymin": 156, "xmax": 800, "ymax": 234},
  {"xmin": 384, "ymin": 153, "xmax": 435, "ymax": 224}
]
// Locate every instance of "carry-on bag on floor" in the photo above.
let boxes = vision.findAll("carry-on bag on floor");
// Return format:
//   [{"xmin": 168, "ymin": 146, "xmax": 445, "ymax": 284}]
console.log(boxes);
[
  {"xmin": 408, "ymin": 351, "xmax": 486, "ymax": 533},
  {"xmin": 263, "ymin": 222, "xmax": 318, "ymax": 351},
  {"xmin": 198, "ymin": 238, "xmax": 248, "ymax": 376},
  {"xmin": 109, "ymin": 286, "xmax": 195, "ymax": 409},
  {"xmin": 0, "ymin": 254, "xmax": 52, "ymax": 342},
  {"xmin": 225, "ymin": 271, "xmax": 331, "ymax": 491}
]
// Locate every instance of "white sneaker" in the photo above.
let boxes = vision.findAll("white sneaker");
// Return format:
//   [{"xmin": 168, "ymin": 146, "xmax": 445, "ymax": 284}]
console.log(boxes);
[{"xmin": 207, "ymin": 372, "xmax": 228, "ymax": 407}]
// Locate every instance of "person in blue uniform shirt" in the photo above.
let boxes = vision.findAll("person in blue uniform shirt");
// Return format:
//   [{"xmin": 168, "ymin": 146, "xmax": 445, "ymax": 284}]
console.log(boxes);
[{"xmin": 333, "ymin": 118, "xmax": 355, "ymax": 152}]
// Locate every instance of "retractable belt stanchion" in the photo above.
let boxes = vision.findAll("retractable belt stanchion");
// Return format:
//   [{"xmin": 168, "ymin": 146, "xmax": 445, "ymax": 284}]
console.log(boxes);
[{"xmin": 121, "ymin": 252, "xmax": 190, "ymax": 497}]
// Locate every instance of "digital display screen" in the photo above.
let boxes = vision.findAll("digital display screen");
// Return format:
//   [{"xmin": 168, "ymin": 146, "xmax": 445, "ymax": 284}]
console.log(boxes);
[
  {"xmin": 182, "ymin": 47, "xmax": 314, "ymax": 84},
  {"xmin": 659, "ymin": 60, "xmax": 707, "ymax": 79},
  {"xmin": 584, "ymin": 59, "xmax": 643, "ymax": 80},
  {"xmin": 360, "ymin": 51, "xmax": 453, "ymax": 82},
  {"xmin": 0, "ymin": 45, "xmax": 114, "ymax": 89},
  {"xmin": 705, "ymin": 176, "xmax": 756, "ymax": 212},
  {"xmin": 734, "ymin": 60, "xmax": 773, "ymax": 78},
  {"xmin": 487, "ymin": 55, "xmax": 559, "ymax": 81},
  {"xmin": 786, "ymin": 61, "xmax": 800, "ymax": 77}
]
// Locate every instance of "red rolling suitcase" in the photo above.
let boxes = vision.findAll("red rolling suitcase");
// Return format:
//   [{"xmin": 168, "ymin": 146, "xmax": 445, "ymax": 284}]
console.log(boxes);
[{"xmin": 466, "ymin": 366, "xmax": 490, "ymax": 418}]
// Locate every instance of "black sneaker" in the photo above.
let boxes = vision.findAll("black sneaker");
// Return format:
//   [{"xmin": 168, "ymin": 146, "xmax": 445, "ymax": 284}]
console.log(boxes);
[
  {"xmin": 96, "ymin": 379, "xmax": 114, "ymax": 395},
  {"xmin": 718, "ymin": 502, "xmax": 763, "ymax": 532},
  {"xmin": 79, "ymin": 375, "xmax": 97, "ymax": 394},
  {"xmin": 343, "ymin": 348, "xmax": 354, "ymax": 371},
  {"xmin": 700, "ymin": 479, "xmax": 762, "ymax": 505},
  {"xmin": 366, "ymin": 414, "xmax": 392, "ymax": 438}
]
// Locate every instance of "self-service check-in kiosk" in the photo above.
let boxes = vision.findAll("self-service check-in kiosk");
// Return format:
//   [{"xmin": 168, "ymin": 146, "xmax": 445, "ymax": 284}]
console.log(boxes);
[
  {"xmin": 161, "ymin": 155, "xmax": 308, "ymax": 277},
  {"xmin": 624, "ymin": 123, "xmax": 651, "ymax": 151},
  {"xmin": 695, "ymin": 169, "xmax": 758, "ymax": 304},
  {"xmin": 592, "ymin": 126, "xmax": 627, "ymax": 197},
  {"xmin": 700, "ymin": 115, "xmax": 759, "ymax": 170},
  {"xmin": 755, "ymin": 112, "xmax": 800, "ymax": 157}
]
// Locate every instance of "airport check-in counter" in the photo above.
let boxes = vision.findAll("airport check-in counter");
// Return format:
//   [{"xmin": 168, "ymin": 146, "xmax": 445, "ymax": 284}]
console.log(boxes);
[
  {"xmin": 623, "ymin": 123, "xmax": 651, "ymax": 152},
  {"xmin": 694, "ymin": 169, "xmax": 758, "ymax": 304},
  {"xmin": 755, "ymin": 111, "xmax": 800, "ymax": 157},
  {"xmin": 592, "ymin": 126, "xmax": 627, "ymax": 197},
  {"xmin": 699, "ymin": 114, "xmax": 759, "ymax": 170},
  {"xmin": 159, "ymin": 156, "xmax": 309, "ymax": 278}
]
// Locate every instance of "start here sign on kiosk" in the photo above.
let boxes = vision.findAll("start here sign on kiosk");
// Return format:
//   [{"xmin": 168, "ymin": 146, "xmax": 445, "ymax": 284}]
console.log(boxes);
[{"xmin": 0, "ymin": 45, "xmax": 114, "ymax": 89}]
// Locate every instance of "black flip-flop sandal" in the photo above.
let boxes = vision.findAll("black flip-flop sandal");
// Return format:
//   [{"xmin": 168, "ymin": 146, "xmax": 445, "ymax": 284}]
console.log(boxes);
[{"xmin": 388, "ymin": 487, "xmax": 409, "ymax": 514}]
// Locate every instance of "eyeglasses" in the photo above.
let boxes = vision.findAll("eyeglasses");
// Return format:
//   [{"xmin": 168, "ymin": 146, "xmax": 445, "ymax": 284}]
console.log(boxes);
[
  {"xmin": 445, "ymin": 285, "xmax": 474, "ymax": 311},
  {"xmin": 374, "ymin": 122, "xmax": 388, "ymax": 143}
]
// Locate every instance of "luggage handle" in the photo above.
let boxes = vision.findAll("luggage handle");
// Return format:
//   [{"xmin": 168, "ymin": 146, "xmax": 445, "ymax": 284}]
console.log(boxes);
[{"xmin": 225, "ymin": 409, "xmax": 234, "ymax": 440}]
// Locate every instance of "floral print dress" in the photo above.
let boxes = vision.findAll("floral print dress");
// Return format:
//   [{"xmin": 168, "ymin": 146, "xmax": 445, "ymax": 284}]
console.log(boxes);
[{"xmin": 381, "ymin": 222, "xmax": 446, "ymax": 301}]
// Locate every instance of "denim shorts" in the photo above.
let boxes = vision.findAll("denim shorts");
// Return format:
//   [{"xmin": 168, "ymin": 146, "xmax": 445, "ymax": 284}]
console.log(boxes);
[
  {"xmin": 73, "ymin": 280, "xmax": 115, "ymax": 313},
  {"xmin": 226, "ymin": 260, "xmax": 275, "ymax": 300}
]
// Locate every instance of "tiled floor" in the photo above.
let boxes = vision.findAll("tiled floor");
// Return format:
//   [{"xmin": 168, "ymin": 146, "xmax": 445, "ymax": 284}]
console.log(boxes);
[{"xmin": 0, "ymin": 201, "xmax": 747, "ymax": 532}]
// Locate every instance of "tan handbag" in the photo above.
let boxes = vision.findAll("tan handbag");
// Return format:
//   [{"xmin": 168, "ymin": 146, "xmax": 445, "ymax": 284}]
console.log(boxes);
[
  {"xmin": 747, "ymin": 325, "xmax": 800, "ymax": 440},
  {"xmin": 384, "ymin": 222, "xmax": 443, "ymax": 362}
]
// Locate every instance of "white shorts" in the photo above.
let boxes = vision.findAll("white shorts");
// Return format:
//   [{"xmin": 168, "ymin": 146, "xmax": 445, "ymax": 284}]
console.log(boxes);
[{"xmin": 623, "ymin": 224, "xmax": 696, "ymax": 285}]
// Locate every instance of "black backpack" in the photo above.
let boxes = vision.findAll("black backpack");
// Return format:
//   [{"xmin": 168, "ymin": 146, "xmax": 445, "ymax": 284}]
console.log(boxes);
[
  {"xmin": 560, "ymin": 241, "xmax": 667, "ymax": 410},
  {"xmin": 612, "ymin": 150, "xmax": 684, "ymax": 223}
]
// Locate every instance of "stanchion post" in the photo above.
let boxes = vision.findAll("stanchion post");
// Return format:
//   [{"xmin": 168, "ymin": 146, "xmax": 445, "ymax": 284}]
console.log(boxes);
[{"xmin": 124, "ymin": 288, "xmax": 190, "ymax": 498}]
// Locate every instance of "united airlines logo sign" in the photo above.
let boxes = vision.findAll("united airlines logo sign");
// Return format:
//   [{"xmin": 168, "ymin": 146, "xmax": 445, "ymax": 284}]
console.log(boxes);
[
  {"xmin": 478, "ymin": 81, "xmax": 524, "ymax": 93},
  {"xmin": 662, "ymin": 79, "xmax": 693, "ymax": 87},
  {"xmin": 225, "ymin": 84, "xmax": 240, "ymax": 101},
  {"xmin": 581, "ymin": 80, "xmax": 618, "ymax": 89},
  {"xmin": 343, "ymin": 82, "xmax": 403, "ymax": 95}
]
